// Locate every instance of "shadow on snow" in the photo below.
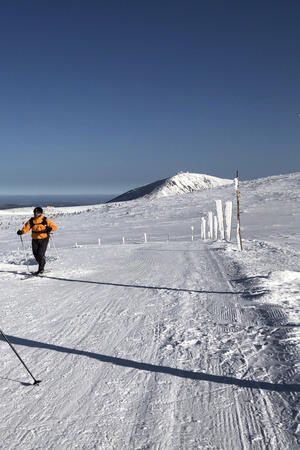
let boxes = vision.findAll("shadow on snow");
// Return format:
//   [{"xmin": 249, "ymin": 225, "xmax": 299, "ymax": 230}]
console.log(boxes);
[
  {"xmin": 1, "ymin": 334, "xmax": 299, "ymax": 393},
  {"xmin": 0, "ymin": 269, "xmax": 270, "ymax": 296},
  {"xmin": 35, "ymin": 274, "xmax": 250, "ymax": 295}
]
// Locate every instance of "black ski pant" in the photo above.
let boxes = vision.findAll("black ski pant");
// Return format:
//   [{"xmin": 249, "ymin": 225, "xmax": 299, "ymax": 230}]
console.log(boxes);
[{"xmin": 32, "ymin": 237, "xmax": 49, "ymax": 271}]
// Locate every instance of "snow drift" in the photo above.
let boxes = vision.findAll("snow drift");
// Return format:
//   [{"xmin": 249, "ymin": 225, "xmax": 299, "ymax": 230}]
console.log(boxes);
[{"xmin": 108, "ymin": 172, "xmax": 233, "ymax": 203}]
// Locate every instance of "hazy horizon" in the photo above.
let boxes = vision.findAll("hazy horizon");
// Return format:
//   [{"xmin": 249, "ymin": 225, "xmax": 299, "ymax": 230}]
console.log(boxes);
[{"xmin": 0, "ymin": 193, "xmax": 116, "ymax": 209}]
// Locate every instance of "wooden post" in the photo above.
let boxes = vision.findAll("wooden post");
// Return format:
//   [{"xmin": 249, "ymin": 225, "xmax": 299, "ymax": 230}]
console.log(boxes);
[{"xmin": 235, "ymin": 170, "xmax": 243, "ymax": 250}]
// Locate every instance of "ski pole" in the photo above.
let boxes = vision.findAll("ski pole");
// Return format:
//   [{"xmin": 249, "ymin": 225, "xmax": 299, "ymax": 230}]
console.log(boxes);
[
  {"xmin": 0, "ymin": 328, "xmax": 41, "ymax": 385},
  {"xmin": 19, "ymin": 235, "xmax": 30, "ymax": 274},
  {"xmin": 49, "ymin": 234, "xmax": 59, "ymax": 259}
]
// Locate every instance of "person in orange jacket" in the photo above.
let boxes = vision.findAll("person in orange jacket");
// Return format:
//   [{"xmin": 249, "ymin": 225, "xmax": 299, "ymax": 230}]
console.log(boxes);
[{"xmin": 17, "ymin": 206, "xmax": 57, "ymax": 275}]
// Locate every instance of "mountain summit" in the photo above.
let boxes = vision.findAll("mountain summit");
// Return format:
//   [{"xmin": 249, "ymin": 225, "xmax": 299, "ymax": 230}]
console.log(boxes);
[{"xmin": 108, "ymin": 172, "xmax": 233, "ymax": 203}]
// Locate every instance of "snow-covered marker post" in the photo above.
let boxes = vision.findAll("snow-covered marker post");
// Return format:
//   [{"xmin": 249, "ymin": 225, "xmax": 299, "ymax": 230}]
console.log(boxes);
[
  {"xmin": 235, "ymin": 170, "xmax": 243, "ymax": 250},
  {"xmin": 208, "ymin": 212, "xmax": 213, "ymax": 239},
  {"xmin": 201, "ymin": 217, "xmax": 207, "ymax": 240},
  {"xmin": 98, "ymin": 238, "xmax": 101, "ymax": 246},
  {"xmin": 216, "ymin": 200, "xmax": 225, "ymax": 240},
  {"xmin": 214, "ymin": 215, "xmax": 218, "ymax": 240},
  {"xmin": 144, "ymin": 233, "xmax": 147, "ymax": 243},
  {"xmin": 191, "ymin": 226, "xmax": 194, "ymax": 241},
  {"xmin": 122, "ymin": 237, "xmax": 125, "ymax": 244},
  {"xmin": 225, "ymin": 201, "xmax": 233, "ymax": 241}
]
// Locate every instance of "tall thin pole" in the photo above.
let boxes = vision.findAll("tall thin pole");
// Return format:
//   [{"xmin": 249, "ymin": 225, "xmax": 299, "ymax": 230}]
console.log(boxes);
[
  {"xmin": 0, "ymin": 328, "xmax": 41, "ymax": 385},
  {"xmin": 235, "ymin": 170, "xmax": 243, "ymax": 251},
  {"xmin": 19, "ymin": 235, "xmax": 30, "ymax": 273},
  {"xmin": 49, "ymin": 234, "xmax": 59, "ymax": 259}
]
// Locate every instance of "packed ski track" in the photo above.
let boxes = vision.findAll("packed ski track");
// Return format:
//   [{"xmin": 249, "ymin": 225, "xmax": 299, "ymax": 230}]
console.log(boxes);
[{"xmin": 0, "ymin": 172, "xmax": 300, "ymax": 449}]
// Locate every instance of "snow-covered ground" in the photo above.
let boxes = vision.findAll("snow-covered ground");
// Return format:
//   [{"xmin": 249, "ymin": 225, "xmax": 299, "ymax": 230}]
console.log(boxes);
[{"xmin": 0, "ymin": 172, "xmax": 299, "ymax": 449}]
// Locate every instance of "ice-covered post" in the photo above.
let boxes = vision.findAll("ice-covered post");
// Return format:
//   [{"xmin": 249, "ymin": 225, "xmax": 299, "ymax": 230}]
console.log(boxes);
[
  {"xmin": 235, "ymin": 170, "xmax": 243, "ymax": 250},
  {"xmin": 214, "ymin": 215, "xmax": 218, "ymax": 240},
  {"xmin": 201, "ymin": 217, "xmax": 207, "ymax": 240},
  {"xmin": 144, "ymin": 233, "xmax": 147, "ymax": 243},
  {"xmin": 191, "ymin": 226, "xmax": 194, "ymax": 241},
  {"xmin": 98, "ymin": 238, "xmax": 101, "ymax": 246},
  {"xmin": 208, "ymin": 212, "xmax": 213, "ymax": 239},
  {"xmin": 122, "ymin": 237, "xmax": 125, "ymax": 244},
  {"xmin": 216, "ymin": 200, "xmax": 225, "ymax": 240},
  {"xmin": 225, "ymin": 201, "xmax": 233, "ymax": 241}
]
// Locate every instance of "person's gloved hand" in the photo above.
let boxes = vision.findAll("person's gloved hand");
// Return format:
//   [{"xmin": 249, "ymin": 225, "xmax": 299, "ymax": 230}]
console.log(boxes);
[
  {"xmin": 17, "ymin": 230, "xmax": 22, "ymax": 235},
  {"xmin": 46, "ymin": 226, "xmax": 52, "ymax": 233}
]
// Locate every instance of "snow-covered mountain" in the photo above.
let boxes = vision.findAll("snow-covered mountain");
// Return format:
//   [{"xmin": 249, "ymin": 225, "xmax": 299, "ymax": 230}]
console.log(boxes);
[{"xmin": 108, "ymin": 172, "xmax": 233, "ymax": 202}]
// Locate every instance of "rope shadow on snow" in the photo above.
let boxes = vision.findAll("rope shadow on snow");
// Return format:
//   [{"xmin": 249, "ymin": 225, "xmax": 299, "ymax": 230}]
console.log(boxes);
[{"xmin": 2, "ymin": 335, "xmax": 300, "ymax": 393}]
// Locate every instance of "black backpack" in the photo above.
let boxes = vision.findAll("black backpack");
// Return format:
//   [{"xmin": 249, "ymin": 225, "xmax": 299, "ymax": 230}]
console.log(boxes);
[{"xmin": 29, "ymin": 216, "xmax": 49, "ymax": 234}]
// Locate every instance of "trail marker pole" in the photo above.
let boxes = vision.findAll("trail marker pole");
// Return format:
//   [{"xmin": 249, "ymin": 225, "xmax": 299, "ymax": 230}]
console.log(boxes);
[
  {"xmin": 208, "ymin": 212, "xmax": 213, "ymax": 239},
  {"xmin": 216, "ymin": 200, "xmax": 225, "ymax": 239},
  {"xmin": 225, "ymin": 201, "xmax": 233, "ymax": 241},
  {"xmin": 235, "ymin": 170, "xmax": 243, "ymax": 250},
  {"xmin": 214, "ymin": 215, "xmax": 218, "ymax": 240},
  {"xmin": 201, "ymin": 217, "xmax": 207, "ymax": 240}
]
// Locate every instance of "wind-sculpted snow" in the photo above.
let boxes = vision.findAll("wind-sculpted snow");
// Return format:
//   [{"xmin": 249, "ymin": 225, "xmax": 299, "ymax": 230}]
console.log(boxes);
[{"xmin": 0, "ymin": 171, "xmax": 300, "ymax": 449}]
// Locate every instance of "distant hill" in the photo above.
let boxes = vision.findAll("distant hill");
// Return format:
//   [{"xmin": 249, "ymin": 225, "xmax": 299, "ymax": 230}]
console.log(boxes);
[{"xmin": 108, "ymin": 172, "xmax": 233, "ymax": 203}]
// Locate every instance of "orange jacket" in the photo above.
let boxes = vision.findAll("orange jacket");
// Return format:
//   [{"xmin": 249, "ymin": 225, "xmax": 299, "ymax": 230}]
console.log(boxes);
[{"xmin": 21, "ymin": 215, "xmax": 57, "ymax": 240}]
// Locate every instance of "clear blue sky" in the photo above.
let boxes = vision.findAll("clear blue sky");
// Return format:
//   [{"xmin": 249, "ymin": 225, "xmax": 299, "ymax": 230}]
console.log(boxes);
[{"xmin": 1, "ymin": 0, "xmax": 299, "ymax": 194}]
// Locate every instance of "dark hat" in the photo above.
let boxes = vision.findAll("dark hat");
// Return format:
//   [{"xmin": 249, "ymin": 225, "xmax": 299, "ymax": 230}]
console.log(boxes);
[{"xmin": 33, "ymin": 206, "xmax": 43, "ymax": 214}]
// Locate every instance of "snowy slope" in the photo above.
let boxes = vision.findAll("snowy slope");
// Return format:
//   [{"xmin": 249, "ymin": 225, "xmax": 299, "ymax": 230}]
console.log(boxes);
[
  {"xmin": 0, "ymin": 172, "xmax": 299, "ymax": 449},
  {"xmin": 108, "ymin": 172, "xmax": 233, "ymax": 202}
]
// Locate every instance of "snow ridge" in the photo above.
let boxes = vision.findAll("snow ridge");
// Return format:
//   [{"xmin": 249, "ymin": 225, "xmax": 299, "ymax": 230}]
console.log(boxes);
[{"xmin": 108, "ymin": 172, "xmax": 233, "ymax": 203}]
